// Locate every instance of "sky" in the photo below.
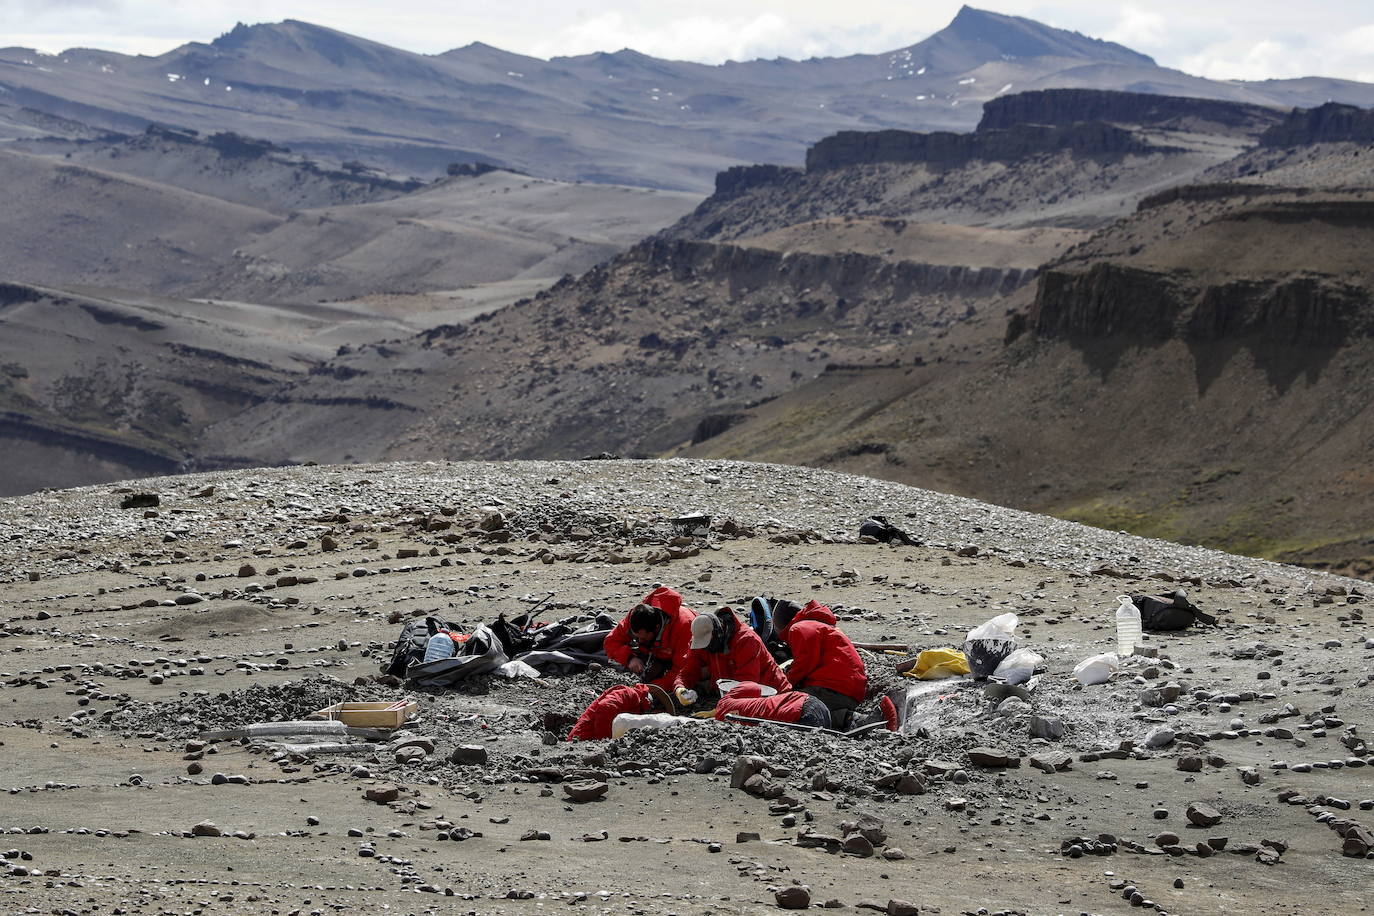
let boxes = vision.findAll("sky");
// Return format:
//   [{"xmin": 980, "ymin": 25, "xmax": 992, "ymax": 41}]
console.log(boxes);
[{"xmin": 3, "ymin": 0, "xmax": 1373, "ymax": 83}]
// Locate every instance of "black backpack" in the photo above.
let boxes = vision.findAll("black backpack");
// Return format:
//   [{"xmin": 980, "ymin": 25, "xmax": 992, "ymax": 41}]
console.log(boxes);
[
  {"xmin": 1130, "ymin": 593, "xmax": 1216, "ymax": 631},
  {"xmin": 860, "ymin": 516, "xmax": 916, "ymax": 545},
  {"xmin": 382, "ymin": 615, "xmax": 461, "ymax": 677}
]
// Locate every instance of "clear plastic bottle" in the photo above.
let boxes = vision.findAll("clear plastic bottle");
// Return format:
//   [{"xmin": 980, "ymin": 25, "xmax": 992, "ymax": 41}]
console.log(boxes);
[
  {"xmin": 422, "ymin": 633, "xmax": 455, "ymax": 663},
  {"xmin": 1115, "ymin": 594, "xmax": 1142, "ymax": 657}
]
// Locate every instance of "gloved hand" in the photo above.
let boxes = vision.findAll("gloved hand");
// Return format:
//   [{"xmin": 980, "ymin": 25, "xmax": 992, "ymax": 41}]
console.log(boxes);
[{"xmin": 675, "ymin": 687, "xmax": 698, "ymax": 706}]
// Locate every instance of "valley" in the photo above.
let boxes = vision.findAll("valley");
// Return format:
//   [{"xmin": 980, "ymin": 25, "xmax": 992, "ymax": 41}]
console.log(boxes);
[{"xmin": 1, "ymin": 9, "xmax": 1372, "ymax": 577}]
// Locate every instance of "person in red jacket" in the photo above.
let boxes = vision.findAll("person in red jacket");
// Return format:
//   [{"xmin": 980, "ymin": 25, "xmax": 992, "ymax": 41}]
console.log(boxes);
[
  {"xmin": 672, "ymin": 607, "xmax": 790, "ymax": 706},
  {"xmin": 602, "ymin": 586, "xmax": 697, "ymax": 690},
  {"xmin": 567, "ymin": 684, "xmax": 653, "ymax": 741},
  {"xmin": 714, "ymin": 681, "xmax": 832, "ymax": 729},
  {"xmin": 775, "ymin": 599, "xmax": 868, "ymax": 728}
]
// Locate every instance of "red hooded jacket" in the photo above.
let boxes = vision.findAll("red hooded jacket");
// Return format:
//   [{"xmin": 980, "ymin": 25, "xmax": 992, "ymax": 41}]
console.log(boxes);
[
  {"xmin": 567, "ymin": 684, "xmax": 652, "ymax": 741},
  {"xmin": 714, "ymin": 682, "xmax": 808, "ymax": 724},
  {"xmin": 779, "ymin": 600, "xmax": 867, "ymax": 702},
  {"xmin": 674, "ymin": 609, "xmax": 791, "ymax": 695},
  {"xmin": 603, "ymin": 586, "xmax": 697, "ymax": 690}
]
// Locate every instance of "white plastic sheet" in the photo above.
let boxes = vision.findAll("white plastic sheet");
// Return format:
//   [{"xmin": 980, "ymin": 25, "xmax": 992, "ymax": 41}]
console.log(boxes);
[{"xmin": 1073, "ymin": 651, "xmax": 1120, "ymax": 685}]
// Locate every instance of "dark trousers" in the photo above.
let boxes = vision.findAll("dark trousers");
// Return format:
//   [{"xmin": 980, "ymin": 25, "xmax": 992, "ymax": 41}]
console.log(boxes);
[
  {"xmin": 800, "ymin": 686, "xmax": 860, "ymax": 729},
  {"xmin": 796, "ymin": 695, "xmax": 832, "ymax": 729}
]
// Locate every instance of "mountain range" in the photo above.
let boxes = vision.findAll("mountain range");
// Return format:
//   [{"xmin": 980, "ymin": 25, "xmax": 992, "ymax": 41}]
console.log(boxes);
[
  {"xmin": 3, "ymin": 8, "xmax": 1374, "ymax": 576},
  {"xmin": 4, "ymin": 6, "xmax": 1374, "ymax": 191}
]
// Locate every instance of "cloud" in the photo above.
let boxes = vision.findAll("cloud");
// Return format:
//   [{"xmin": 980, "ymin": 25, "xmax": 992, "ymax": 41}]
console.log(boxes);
[
  {"xmin": 529, "ymin": 11, "xmax": 866, "ymax": 63},
  {"xmin": 1104, "ymin": 6, "xmax": 1167, "ymax": 49}
]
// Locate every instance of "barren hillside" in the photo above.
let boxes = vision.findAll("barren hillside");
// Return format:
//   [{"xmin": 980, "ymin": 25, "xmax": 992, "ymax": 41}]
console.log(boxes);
[
  {"xmin": 2, "ymin": 8, "xmax": 1370, "ymax": 190},
  {"xmin": 685, "ymin": 182, "xmax": 1374, "ymax": 576},
  {"xmin": 0, "ymin": 143, "xmax": 698, "ymax": 306}
]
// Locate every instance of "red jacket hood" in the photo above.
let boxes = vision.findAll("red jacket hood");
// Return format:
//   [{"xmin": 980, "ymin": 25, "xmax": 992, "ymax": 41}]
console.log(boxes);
[
  {"xmin": 643, "ymin": 586, "xmax": 682, "ymax": 615},
  {"xmin": 786, "ymin": 600, "xmax": 836, "ymax": 631}
]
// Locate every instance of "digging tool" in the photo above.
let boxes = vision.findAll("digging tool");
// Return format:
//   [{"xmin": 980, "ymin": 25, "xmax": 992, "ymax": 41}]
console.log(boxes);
[
  {"xmin": 645, "ymin": 683, "xmax": 680, "ymax": 716},
  {"xmin": 722, "ymin": 712, "xmax": 889, "ymax": 739}
]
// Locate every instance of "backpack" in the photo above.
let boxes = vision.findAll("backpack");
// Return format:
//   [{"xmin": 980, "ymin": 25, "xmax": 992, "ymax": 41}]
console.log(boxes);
[
  {"xmin": 859, "ymin": 516, "xmax": 916, "ymax": 545},
  {"xmin": 1130, "ymin": 594, "xmax": 1217, "ymax": 631},
  {"xmin": 749, "ymin": 597, "xmax": 795, "ymax": 663},
  {"xmin": 489, "ymin": 612, "xmax": 537, "ymax": 658},
  {"xmin": 382, "ymin": 615, "xmax": 461, "ymax": 677}
]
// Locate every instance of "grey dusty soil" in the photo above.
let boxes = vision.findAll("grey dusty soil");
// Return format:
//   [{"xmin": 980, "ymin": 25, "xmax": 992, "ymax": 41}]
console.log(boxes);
[{"xmin": 1, "ymin": 459, "xmax": 1372, "ymax": 915}]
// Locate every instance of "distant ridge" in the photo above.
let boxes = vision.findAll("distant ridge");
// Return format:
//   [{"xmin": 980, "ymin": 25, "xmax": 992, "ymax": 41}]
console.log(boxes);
[{"xmin": 0, "ymin": 7, "xmax": 1372, "ymax": 190}]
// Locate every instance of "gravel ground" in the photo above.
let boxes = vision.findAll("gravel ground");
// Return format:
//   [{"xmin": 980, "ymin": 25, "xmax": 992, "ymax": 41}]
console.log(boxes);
[{"xmin": 1, "ymin": 459, "xmax": 1371, "ymax": 915}]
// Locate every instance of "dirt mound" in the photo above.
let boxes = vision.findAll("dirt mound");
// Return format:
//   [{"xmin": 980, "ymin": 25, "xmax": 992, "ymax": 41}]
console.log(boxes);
[{"xmin": 134, "ymin": 603, "xmax": 290, "ymax": 639}]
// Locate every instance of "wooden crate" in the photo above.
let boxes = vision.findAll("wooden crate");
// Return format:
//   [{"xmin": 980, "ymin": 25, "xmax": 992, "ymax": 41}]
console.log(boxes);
[{"xmin": 312, "ymin": 700, "xmax": 417, "ymax": 729}]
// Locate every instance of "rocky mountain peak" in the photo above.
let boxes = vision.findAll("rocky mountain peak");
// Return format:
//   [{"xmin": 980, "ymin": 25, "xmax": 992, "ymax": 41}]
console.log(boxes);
[{"xmin": 915, "ymin": 5, "xmax": 1156, "ymax": 69}]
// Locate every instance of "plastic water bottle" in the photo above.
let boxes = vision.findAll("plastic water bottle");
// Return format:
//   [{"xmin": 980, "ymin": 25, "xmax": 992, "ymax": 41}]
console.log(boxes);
[
  {"xmin": 422, "ymin": 633, "xmax": 455, "ymax": 663},
  {"xmin": 1115, "ymin": 595, "xmax": 1142, "ymax": 657}
]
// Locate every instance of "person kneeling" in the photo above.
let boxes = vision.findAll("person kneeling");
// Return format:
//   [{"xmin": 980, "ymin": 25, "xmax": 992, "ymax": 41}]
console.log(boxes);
[
  {"xmin": 566, "ymin": 684, "xmax": 655, "ymax": 741},
  {"xmin": 672, "ymin": 606, "xmax": 791, "ymax": 708},
  {"xmin": 714, "ymin": 682, "xmax": 831, "ymax": 729}
]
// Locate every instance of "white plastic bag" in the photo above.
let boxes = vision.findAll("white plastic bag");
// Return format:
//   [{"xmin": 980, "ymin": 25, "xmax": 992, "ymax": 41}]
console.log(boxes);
[
  {"xmin": 993, "ymin": 648, "xmax": 1044, "ymax": 685},
  {"xmin": 494, "ymin": 659, "xmax": 540, "ymax": 679},
  {"xmin": 1073, "ymin": 652, "xmax": 1120, "ymax": 685},
  {"xmin": 967, "ymin": 612, "xmax": 1018, "ymax": 642}
]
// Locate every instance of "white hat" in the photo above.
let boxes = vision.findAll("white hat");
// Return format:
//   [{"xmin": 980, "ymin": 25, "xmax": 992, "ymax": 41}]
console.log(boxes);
[{"xmin": 689, "ymin": 614, "xmax": 715, "ymax": 650}]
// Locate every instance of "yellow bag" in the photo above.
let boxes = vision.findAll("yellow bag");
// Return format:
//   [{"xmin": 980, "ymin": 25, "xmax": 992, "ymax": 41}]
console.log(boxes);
[{"xmin": 905, "ymin": 647, "xmax": 970, "ymax": 680}]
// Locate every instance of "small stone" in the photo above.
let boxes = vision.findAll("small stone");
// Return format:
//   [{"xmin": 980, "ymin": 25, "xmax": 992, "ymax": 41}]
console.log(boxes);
[
  {"xmin": 843, "ymin": 834, "xmax": 875, "ymax": 857},
  {"xmin": 364, "ymin": 785, "xmax": 400, "ymax": 804},
  {"xmin": 449, "ymin": 745, "xmax": 488, "ymax": 765},
  {"xmin": 191, "ymin": 821, "xmax": 221, "ymax": 837},
  {"xmin": 1186, "ymin": 802, "xmax": 1222, "ymax": 828},
  {"xmin": 966, "ymin": 746, "xmax": 1013, "ymax": 768},
  {"xmin": 775, "ymin": 886, "xmax": 811, "ymax": 910},
  {"xmin": 563, "ymin": 781, "xmax": 608, "ymax": 803},
  {"xmin": 1145, "ymin": 728, "xmax": 1176, "ymax": 749}
]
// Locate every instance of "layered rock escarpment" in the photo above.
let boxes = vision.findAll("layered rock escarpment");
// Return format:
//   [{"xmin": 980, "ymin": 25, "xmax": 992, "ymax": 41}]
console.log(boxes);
[
  {"xmin": 1029, "ymin": 262, "xmax": 1370, "ymax": 345},
  {"xmin": 1260, "ymin": 102, "xmax": 1374, "ymax": 147},
  {"xmin": 805, "ymin": 121, "xmax": 1162, "ymax": 171},
  {"xmin": 978, "ymin": 88, "xmax": 1282, "ymax": 135}
]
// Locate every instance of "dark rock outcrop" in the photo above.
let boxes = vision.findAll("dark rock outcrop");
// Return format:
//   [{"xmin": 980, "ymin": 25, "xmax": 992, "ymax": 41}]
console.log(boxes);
[
  {"xmin": 713, "ymin": 164, "xmax": 803, "ymax": 198},
  {"xmin": 978, "ymin": 89, "xmax": 1282, "ymax": 135},
  {"xmin": 1031, "ymin": 262, "xmax": 1372, "ymax": 344},
  {"xmin": 636, "ymin": 238, "xmax": 1034, "ymax": 300},
  {"xmin": 1136, "ymin": 183, "xmax": 1295, "ymax": 212},
  {"xmin": 1259, "ymin": 102, "xmax": 1374, "ymax": 147},
  {"xmin": 806, "ymin": 121, "xmax": 1166, "ymax": 172},
  {"xmin": 691, "ymin": 413, "xmax": 747, "ymax": 445}
]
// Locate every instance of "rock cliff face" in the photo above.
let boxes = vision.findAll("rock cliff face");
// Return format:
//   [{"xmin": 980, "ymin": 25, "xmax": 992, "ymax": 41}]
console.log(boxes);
[
  {"xmin": 632, "ymin": 238, "xmax": 1034, "ymax": 299},
  {"xmin": 1029, "ymin": 263, "xmax": 1371, "ymax": 345},
  {"xmin": 713, "ymin": 164, "xmax": 803, "ymax": 198},
  {"xmin": 1260, "ymin": 102, "xmax": 1374, "ymax": 146},
  {"xmin": 977, "ymin": 89, "xmax": 1282, "ymax": 135},
  {"xmin": 805, "ymin": 121, "xmax": 1164, "ymax": 172}
]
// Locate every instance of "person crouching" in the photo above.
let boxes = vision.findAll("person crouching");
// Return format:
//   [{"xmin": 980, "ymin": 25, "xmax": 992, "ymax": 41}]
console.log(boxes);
[
  {"xmin": 671, "ymin": 606, "xmax": 791, "ymax": 708},
  {"xmin": 714, "ymin": 681, "xmax": 831, "ymax": 729}
]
